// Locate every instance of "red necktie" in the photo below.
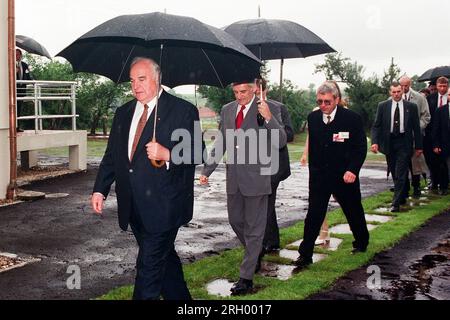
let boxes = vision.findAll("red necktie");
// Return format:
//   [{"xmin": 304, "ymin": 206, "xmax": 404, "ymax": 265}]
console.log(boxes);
[
  {"xmin": 235, "ymin": 105, "xmax": 246, "ymax": 129},
  {"xmin": 439, "ymin": 95, "xmax": 443, "ymax": 107},
  {"xmin": 130, "ymin": 104, "xmax": 149, "ymax": 160}
]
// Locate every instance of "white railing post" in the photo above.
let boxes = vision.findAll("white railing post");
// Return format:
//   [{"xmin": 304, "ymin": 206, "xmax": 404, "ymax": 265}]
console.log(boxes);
[
  {"xmin": 33, "ymin": 81, "xmax": 38, "ymax": 133},
  {"xmin": 71, "ymin": 83, "xmax": 76, "ymax": 131}
]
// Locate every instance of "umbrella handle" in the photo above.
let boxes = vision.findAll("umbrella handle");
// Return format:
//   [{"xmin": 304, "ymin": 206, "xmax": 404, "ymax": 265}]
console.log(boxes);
[
  {"xmin": 151, "ymin": 159, "xmax": 166, "ymax": 168},
  {"xmin": 149, "ymin": 137, "xmax": 166, "ymax": 168}
]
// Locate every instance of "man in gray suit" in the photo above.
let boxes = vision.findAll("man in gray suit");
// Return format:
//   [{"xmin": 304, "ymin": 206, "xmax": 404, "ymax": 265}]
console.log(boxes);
[
  {"xmin": 199, "ymin": 81, "xmax": 286, "ymax": 295},
  {"xmin": 371, "ymin": 82, "xmax": 423, "ymax": 212},
  {"xmin": 399, "ymin": 76, "xmax": 430, "ymax": 197}
]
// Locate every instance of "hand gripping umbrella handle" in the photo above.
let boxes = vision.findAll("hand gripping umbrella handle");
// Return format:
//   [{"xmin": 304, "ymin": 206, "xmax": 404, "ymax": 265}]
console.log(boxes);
[{"xmin": 150, "ymin": 137, "xmax": 166, "ymax": 168}]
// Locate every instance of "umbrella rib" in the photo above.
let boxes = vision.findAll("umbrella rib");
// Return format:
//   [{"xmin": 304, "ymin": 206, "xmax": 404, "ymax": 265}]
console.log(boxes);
[
  {"xmin": 201, "ymin": 49, "xmax": 224, "ymax": 88},
  {"xmin": 117, "ymin": 45, "xmax": 136, "ymax": 82}
]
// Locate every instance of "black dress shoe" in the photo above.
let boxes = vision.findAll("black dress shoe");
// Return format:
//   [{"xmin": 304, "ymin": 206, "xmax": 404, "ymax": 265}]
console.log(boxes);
[
  {"xmin": 390, "ymin": 206, "xmax": 400, "ymax": 212},
  {"xmin": 263, "ymin": 245, "xmax": 280, "ymax": 253},
  {"xmin": 351, "ymin": 247, "xmax": 367, "ymax": 254},
  {"xmin": 230, "ymin": 278, "xmax": 253, "ymax": 296},
  {"xmin": 293, "ymin": 256, "xmax": 313, "ymax": 270},
  {"xmin": 439, "ymin": 189, "xmax": 448, "ymax": 196}
]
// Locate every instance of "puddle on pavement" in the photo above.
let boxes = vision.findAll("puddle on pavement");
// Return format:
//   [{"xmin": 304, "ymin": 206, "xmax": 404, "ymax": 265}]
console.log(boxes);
[
  {"xmin": 373, "ymin": 207, "xmax": 390, "ymax": 213},
  {"xmin": 278, "ymin": 249, "xmax": 327, "ymax": 263},
  {"xmin": 380, "ymin": 238, "xmax": 450, "ymax": 300},
  {"xmin": 45, "ymin": 193, "xmax": 69, "ymax": 199},
  {"xmin": 206, "ymin": 279, "xmax": 265, "ymax": 297},
  {"xmin": 258, "ymin": 261, "xmax": 296, "ymax": 280},
  {"xmin": 329, "ymin": 224, "xmax": 377, "ymax": 235},
  {"xmin": 206, "ymin": 279, "xmax": 235, "ymax": 297},
  {"xmin": 289, "ymin": 238, "xmax": 343, "ymax": 251},
  {"xmin": 365, "ymin": 214, "xmax": 393, "ymax": 223}
]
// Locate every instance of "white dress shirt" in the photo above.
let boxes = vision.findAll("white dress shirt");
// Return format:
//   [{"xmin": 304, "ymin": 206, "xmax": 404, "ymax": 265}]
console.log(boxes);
[
  {"xmin": 235, "ymin": 95, "xmax": 256, "ymax": 119},
  {"xmin": 322, "ymin": 105, "xmax": 338, "ymax": 124},
  {"xmin": 128, "ymin": 90, "xmax": 162, "ymax": 160},
  {"xmin": 438, "ymin": 93, "xmax": 448, "ymax": 107},
  {"xmin": 391, "ymin": 100, "xmax": 405, "ymax": 133}
]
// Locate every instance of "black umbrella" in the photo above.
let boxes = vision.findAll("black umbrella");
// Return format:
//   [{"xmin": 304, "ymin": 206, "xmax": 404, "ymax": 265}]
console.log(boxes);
[
  {"xmin": 417, "ymin": 66, "xmax": 450, "ymax": 82},
  {"xmin": 57, "ymin": 12, "xmax": 261, "ymax": 88},
  {"xmin": 58, "ymin": 12, "xmax": 262, "ymax": 168},
  {"xmin": 16, "ymin": 35, "xmax": 52, "ymax": 59},
  {"xmin": 223, "ymin": 18, "xmax": 335, "ymax": 101}
]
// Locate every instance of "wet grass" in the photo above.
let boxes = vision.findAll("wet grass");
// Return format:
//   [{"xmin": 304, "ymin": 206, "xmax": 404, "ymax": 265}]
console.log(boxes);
[{"xmin": 98, "ymin": 190, "xmax": 450, "ymax": 300}]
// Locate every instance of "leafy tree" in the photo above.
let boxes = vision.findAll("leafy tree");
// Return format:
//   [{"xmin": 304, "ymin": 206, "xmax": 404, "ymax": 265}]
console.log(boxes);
[
  {"xmin": 196, "ymin": 85, "xmax": 235, "ymax": 113},
  {"xmin": 314, "ymin": 52, "xmax": 400, "ymax": 131},
  {"xmin": 25, "ymin": 55, "xmax": 129, "ymax": 134},
  {"xmin": 268, "ymin": 79, "xmax": 314, "ymax": 133}
]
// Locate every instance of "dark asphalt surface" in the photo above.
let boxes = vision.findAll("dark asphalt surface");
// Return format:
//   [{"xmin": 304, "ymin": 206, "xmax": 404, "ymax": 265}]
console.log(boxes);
[{"xmin": 0, "ymin": 161, "xmax": 446, "ymax": 300}]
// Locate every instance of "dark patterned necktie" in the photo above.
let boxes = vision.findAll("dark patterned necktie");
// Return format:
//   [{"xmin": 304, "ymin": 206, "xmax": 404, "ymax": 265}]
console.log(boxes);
[{"xmin": 130, "ymin": 104, "xmax": 149, "ymax": 160}]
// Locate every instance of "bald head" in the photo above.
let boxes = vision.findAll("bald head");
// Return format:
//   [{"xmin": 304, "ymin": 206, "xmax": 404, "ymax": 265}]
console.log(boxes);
[{"xmin": 399, "ymin": 76, "xmax": 411, "ymax": 94}]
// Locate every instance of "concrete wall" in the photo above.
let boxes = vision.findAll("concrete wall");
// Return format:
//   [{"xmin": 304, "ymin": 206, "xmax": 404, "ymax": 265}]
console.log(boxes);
[{"xmin": 0, "ymin": 0, "xmax": 11, "ymax": 199}]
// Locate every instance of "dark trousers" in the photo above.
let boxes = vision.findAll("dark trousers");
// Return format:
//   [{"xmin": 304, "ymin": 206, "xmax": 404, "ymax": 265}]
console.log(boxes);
[
  {"xmin": 263, "ymin": 181, "xmax": 280, "ymax": 249},
  {"xmin": 424, "ymin": 135, "xmax": 441, "ymax": 188},
  {"xmin": 298, "ymin": 177, "xmax": 369, "ymax": 259},
  {"xmin": 129, "ymin": 209, "xmax": 191, "ymax": 300},
  {"xmin": 386, "ymin": 135, "xmax": 411, "ymax": 206}
]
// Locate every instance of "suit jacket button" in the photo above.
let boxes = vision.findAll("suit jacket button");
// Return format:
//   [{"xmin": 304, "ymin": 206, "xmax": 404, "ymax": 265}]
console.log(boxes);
[{"xmin": 129, "ymin": 169, "xmax": 133, "ymax": 173}]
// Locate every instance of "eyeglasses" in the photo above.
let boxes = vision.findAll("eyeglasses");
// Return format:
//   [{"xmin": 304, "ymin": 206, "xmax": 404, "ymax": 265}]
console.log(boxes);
[{"xmin": 316, "ymin": 99, "xmax": 333, "ymax": 106}]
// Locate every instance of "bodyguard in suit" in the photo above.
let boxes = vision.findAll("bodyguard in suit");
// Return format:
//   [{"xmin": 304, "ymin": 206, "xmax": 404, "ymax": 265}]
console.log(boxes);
[
  {"xmin": 199, "ymin": 81, "xmax": 286, "ymax": 295},
  {"xmin": 16, "ymin": 49, "xmax": 32, "ymax": 131},
  {"xmin": 255, "ymin": 78, "xmax": 294, "ymax": 254},
  {"xmin": 426, "ymin": 77, "xmax": 449, "ymax": 194},
  {"xmin": 91, "ymin": 57, "xmax": 203, "ymax": 300},
  {"xmin": 295, "ymin": 82, "xmax": 369, "ymax": 269},
  {"xmin": 371, "ymin": 82, "xmax": 423, "ymax": 212},
  {"xmin": 399, "ymin": 76, "xmax": 430, "ymax": 197},
  {"xmin": 431, "ymin": 87, "xmax": 450, "ymax": 194}
]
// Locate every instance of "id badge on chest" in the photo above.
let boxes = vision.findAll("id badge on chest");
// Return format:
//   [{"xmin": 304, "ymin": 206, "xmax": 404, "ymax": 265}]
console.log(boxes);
[{"xmin": 332, "ymin": 132, "xmax": 350, "ymax": 143}]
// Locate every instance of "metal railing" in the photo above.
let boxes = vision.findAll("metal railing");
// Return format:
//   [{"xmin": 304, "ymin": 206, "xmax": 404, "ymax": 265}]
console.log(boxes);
[{"xmin": 16, "ymin": 80, "xmax": 78, "ymax": 132}]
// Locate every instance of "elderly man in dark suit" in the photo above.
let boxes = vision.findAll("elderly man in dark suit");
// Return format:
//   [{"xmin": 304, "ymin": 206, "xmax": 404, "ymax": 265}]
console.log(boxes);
[
  {"xmin": 432, "ymin": 87, "xmax": 450, "ymax": 192},
  {"xmin": 371, "ymin": 82, "xmax": 423, "ymax": 212},
  {"xmin": 199, "ymin": 81, "xmax": 286, "ymax": 295},
  {"xmin": 91, "ymin": 57, "xmax": 203, "ymax": 300},
  {"xmin": 255, "ymin": 78, "xmax": 294, "ymax": 254},
  {"xmin": 295, "ymin": 81, "xmax": 369, "ymax": 270}
]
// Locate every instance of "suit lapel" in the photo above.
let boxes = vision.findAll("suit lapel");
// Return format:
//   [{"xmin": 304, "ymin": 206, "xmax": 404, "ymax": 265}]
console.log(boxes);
[
  {"xmin": 121, "ymin": 100, "xmax": 136, "ymax": 164},
  {"xmin": 230, "ymin": 102, "xmax": 238, "ymax": 130},
  {"xmin": 385, "ymin": 101, "xmax": 392, "ymax": 131}
]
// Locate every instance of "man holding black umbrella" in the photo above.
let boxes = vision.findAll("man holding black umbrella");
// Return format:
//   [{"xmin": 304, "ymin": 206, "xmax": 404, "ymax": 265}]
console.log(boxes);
[
  {"xmin": 91, "ymin": 57, "xmax": 202, "ymax": 300},
  {"xmin": 199, "ymin": 81, "xmax": 286, "ymax": 295}
]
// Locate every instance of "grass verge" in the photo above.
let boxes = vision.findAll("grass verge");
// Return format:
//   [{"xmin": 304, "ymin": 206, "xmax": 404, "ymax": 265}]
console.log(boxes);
[{"xmin": 99, "ymin": 190, "xmax": 450, "ymax": 300}]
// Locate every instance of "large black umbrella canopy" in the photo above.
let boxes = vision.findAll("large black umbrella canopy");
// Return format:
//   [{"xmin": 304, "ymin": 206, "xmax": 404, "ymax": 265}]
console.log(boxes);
[
  {"xmin": 223, "ymin": 18, "xmax": 335, "ymax": 102},
  {"xmin": 223, "ymin": 18, "xmax": 335, "ymax": 60},
  {"xmin": 16, "ymin": 35, "xmax": 52, "ymax": 59},
  {"xmin": 57, "ymin": 12, "xmax": 262, "ymax": 87},
  {"xmin": 417, "ymin": 66, "xmax": 450, "ymax": 82}
]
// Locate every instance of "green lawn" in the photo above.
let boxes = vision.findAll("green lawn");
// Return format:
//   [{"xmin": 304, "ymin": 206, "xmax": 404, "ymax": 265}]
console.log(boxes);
[{"xmin": 98, "ymin": 190, "xmax": 450, "ymax": 300}]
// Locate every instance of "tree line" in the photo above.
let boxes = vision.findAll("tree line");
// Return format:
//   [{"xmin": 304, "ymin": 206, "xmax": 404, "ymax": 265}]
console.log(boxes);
[{"xmin": 24, "ymin": 53, "xmax": 425, "ymax": 135}]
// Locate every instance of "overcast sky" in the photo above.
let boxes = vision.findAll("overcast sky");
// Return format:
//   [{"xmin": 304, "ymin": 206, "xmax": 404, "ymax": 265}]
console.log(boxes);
[{"xmin": 15, "ymin": 0, "xmax": 450, "ymax": 93}]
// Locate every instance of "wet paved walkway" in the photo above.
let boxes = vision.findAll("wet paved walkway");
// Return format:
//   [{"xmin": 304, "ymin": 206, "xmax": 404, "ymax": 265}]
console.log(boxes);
[{"xmin": 0, "ymin": 159, "xmax": 393, "ymax": 299}]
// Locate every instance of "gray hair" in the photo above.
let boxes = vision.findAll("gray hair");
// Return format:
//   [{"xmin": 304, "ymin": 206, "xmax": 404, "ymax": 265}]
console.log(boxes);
[
  {"xmin": 317, "ymin": 82, "xmax": 339, "ymax": 98},
  {"xmin": 130, "ymin": 57, "xmax": 161, "ymax": 86}
]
